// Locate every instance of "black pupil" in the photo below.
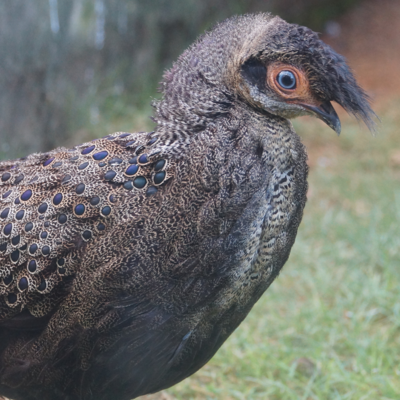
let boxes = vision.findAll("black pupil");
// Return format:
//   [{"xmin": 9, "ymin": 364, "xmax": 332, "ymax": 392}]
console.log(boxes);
[{"xmin": 277, "ymin": 71, "xmax": 296, "ymax": 89}]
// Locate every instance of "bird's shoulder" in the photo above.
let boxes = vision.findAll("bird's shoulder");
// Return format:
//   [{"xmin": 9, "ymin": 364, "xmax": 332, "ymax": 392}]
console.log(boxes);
[{"xmin": 0, "ymin": 130, "xmax": 174, "ymax": 321}]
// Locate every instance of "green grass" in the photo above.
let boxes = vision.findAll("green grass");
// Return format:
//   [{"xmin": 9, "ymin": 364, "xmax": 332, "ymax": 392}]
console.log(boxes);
[{"xmin": 141, "ymin": 100, "xmax": 400, "ymax": 400}]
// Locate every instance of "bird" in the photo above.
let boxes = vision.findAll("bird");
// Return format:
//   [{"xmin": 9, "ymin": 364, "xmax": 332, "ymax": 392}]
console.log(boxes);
[{"xmin": 0, "ymin": 13, "xmax": 374, "ymax": 400}]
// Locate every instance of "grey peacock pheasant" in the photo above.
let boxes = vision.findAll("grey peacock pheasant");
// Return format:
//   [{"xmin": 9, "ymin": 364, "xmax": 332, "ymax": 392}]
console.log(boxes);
[{"xmin": 0, "ymin": 13, "xmax": 374, "ymax": 400}]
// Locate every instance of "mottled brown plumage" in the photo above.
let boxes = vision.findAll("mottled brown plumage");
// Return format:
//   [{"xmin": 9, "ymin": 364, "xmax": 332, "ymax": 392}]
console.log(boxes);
[{"xmin": 0, "ymin": 13, "xmax": 373, "ymax": 400}]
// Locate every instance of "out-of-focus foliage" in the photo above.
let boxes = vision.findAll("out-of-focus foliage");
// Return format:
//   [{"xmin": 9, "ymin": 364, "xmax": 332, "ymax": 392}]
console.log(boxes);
[{"xmin": 0, "ymin": 0, "xmax": 360, "ymax": 158}]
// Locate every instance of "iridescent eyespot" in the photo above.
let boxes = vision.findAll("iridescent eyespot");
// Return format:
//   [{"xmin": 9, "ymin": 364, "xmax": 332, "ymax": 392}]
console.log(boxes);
[
  {"xmin": 76, "ymin": 183, "xmax": 85, "ymax": 194},
  {"xmin": 21, "ymin": 190, "xmax": 32, "ymax": 201},
  {"xmin": 38, "ymin": 279, "xmax": 47, "ymax": 291},
  {"xmin": 125, "ymin": 165, "xmax": 138, "ymax": 176},
  {"xmin": 90, "ymin": 196, "xmax": 100, "ymax": 206},
  {"xmin": 154, "ymin": 171, "xmax": 166, "ymax": 185},
  {"xmin": 57, "ymin": 258, "xmax": 65, "ymax": 266},
  {"xmin": 53, "ymin": 193, "xmax": 63, "ymax": 205},
  {"xmin": 18, "ymin": 277, "xmax": 28, "ymax": 291},
  {"xmin": 38, "ymin": 203, "xmax": 48, "ymax": 214},
  {"xmin": 81, "ymin": 145, "xmax": 95, "ymax": 155},
  {"xmin": 7, "ymin": 293, "xmax": 17, "ymax": 304},
  {"xmin": 10, "ymin": 249, "xmax": 19, "ymax": 263},
  {"xmin": 43, "ymin": 157, "xmax": 54, "ymax": 167},
  {"xmin": 101, "ymin": 206, "xmax": 111, "ymax": 216},
  {"xmin": 93, "ymin": 151, "xmax": 108, "ymax": 161},
  {"xmin": 133, "ymin": 176, "xmax": 146, "ymax": 189},
  {"xmin": 11, "ymin": 235, "xmax": 20, "ymax": 246},
  {"xmin": 28, "ymin": 260, "xmax": 37, "ymax": 273},
  {"xmin": 104, "ymin": 170, "xmax": 116, "ymax": 181},
  {"xmin": 82, "ymin": 230, "xmax": 92, "ymax": 240},
  {"xmin": 74, "ymin": 204, "xmax": 85, "ymax": 216},
  {"xmin": 16, "ymin": 210, "xmax": 25, "ymax": 220},
  {"xmin": 1, "ymin": 172, "xmax": 10, "ymax": 182},
  {"xmin": 123, "ymin": 181, "xmax": 133, "ymax": 190},
  {"xmin": 58, "ymin": 214, "xmax": 67, "ymax": 224},
  {"xmin": 4, "ymin": 223, "xmax": 12, "ymax": 235},
  {"xmin": 0, "ymin": 208, "xmax": 10, "ymax": 219}
]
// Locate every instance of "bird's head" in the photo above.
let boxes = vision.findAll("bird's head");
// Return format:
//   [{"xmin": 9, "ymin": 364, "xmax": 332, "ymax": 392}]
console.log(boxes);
[
  {"xmin": 157, "ymin": 13, "xmax": 375, "ymax": 134},
  {"xmin": 229, "ymin": 14, "xmax": 376, "ymax": 134}
]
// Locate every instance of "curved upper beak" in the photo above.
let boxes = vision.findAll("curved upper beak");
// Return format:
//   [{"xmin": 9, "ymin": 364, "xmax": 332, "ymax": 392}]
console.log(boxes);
[{"xmin": 302, "ymin": 101, "xmax": 341, "ymax": 135}]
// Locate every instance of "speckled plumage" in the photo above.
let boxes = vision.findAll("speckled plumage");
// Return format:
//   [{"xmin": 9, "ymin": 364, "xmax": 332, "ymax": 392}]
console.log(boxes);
[{"xmin": 0, "ymin": 13, "xmax": 373, "ymax": 400}]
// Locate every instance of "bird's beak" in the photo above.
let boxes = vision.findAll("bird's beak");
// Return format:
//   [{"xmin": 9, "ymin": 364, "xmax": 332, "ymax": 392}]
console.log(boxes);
[{"xmin": 302, "ymin": 101, "xmax": 341, "ymax": 135}]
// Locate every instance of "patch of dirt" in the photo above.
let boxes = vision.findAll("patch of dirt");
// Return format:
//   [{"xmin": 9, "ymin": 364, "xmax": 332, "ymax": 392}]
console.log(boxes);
[{"xmin": 138, "ymin": 392, "xmax": 175, "ymax": 400}]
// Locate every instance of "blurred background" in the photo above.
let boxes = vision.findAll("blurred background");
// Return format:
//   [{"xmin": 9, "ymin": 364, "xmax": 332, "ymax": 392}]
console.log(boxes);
[
  {"xmin": 1, "ymin": 1, "xmax": 400, "ymax": 399},
  {"xmin": 1, "ymin": 0, "xmax": 398, "ymax": 159}
]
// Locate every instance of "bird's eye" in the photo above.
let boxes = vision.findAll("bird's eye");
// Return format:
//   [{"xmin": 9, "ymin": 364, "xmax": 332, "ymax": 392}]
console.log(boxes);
[{"xmin": 276, "ymin": 70, "xmax": 296, "ymax": 90}]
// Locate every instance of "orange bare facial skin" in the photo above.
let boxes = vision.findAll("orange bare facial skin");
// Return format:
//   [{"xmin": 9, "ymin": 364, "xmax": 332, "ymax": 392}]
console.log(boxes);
[{"xmin": 267, "ymin": 62, "xmax": 320, "ymax": 107}]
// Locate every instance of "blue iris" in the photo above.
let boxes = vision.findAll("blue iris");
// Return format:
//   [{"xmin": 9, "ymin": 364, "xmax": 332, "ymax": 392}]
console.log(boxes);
[{"xmin": 277, "ymin": 70, "xmax": 296, "ymax": 89}]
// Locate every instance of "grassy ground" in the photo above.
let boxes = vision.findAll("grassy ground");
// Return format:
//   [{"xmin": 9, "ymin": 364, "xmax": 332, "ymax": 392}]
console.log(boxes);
[{"xmin": 139, "ymin": 99, "xmax": 400, "ymax": 400}]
